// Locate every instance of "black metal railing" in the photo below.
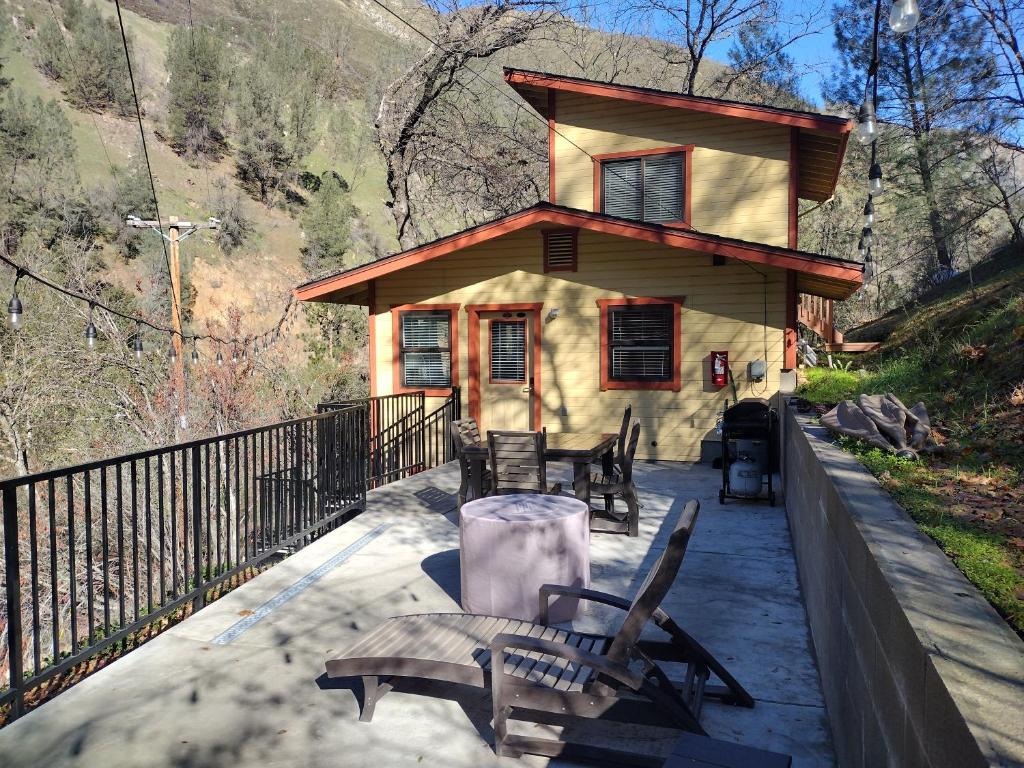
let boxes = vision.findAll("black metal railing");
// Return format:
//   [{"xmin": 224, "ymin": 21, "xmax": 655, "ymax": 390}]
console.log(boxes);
[
  {"xmin": 0, "ymin": 405, "xmax": 367, "ymax": 719},
  {"xmin": 320, "ymin": 388, "xmax": 461, "ymax": 488}
]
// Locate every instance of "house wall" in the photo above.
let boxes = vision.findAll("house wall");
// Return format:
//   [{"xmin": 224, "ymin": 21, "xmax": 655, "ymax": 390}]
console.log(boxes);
[
  {"xmin": 552, "ymin": 92, "xmax": 793, "ymax": 247},
  {"xmin": 371, "ymin": 226, "xmax": 787, "ymax": 462}
]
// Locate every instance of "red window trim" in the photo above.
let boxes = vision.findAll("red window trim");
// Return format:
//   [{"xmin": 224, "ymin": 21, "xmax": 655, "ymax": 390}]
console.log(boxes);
[
  {"xmin": 391, "ymin": 303, "xmax": 460, "ymax": 397},
  {"xmin": 592, "ymin": 145, "xmax": 694, "ymax": 229},
  {"xmin": 542, "ymin": 228, "xmax": 578, "ymax": 273},
  {"xmin": 486, "ymin": 317, "xmax": 528, "ymax": 385},
  {"xmin": 597, "ymin": 296, "xmax": 684, "ymax": 392}
]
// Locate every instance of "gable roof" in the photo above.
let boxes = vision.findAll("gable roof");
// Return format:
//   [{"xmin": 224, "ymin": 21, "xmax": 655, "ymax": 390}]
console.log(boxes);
[
  {"xmin": 295, "ymin": 203, "xmax": 863, "ymax": 303},
  {"xmin": 504, "ymin": 68, "xmax": 852, "ymax": 203}
]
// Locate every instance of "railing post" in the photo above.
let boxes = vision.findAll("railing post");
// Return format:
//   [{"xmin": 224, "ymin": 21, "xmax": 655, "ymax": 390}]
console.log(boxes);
[
  {"xmin": 191, "ymin": 445, "xmax": 205, "ymax": 611},
  {"xmin": 2, "ymin": 483, "xmax": 24, "ymax": 718}
]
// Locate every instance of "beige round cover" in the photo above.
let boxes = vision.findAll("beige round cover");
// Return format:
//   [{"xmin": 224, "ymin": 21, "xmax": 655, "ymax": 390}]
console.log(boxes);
[{"xmin": 459, "ymin": 494, "xmax": 590, "ymax": 623}]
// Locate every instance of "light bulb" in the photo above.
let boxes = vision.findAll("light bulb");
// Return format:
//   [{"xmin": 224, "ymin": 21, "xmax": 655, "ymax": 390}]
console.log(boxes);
[
  {"xmin": 854, "ymin": 102, "xmax": 877, "ymax": 145},
  {"xmin": 8, "ymin": 292, "xmax": 23, "ymax": 330},
  {"xmin": 858, "ymin": 237, "xmax": 868, "ymax": 259},
  {"xmin": 231, "ymin": 348, "xmax": 239, "ymax": 363},
  {"xmin": 862, "ymin": 227, "xmax": 874, "ymax": 249},
  {"xmin": 134, "ymin": 336, "xmax": 144, "ymax": 360},
  {"xmin": 863, "ymin": 199, "xmax": 874, "ymax": 227},
  {"xmin": 868, "ymin": 163, "xmax": 884, "ymax": 196},
  {"xmin": 85, "ymin": 322, "xmax": 98, "ymax": 349},
  {"xmin": 216, "ymin": 349, "xmax": 224, "ymax": 366},
  {"xmin": 191, "ymin": 343, "xmax": 200, "ymax": 364},
  {"xmin": 168, "ymin": 343, "xmax": 178, "ymax": 363},
  {"xmin": 864, "ymin": 259, "xmax": 875, "ymax": 280},
  {"xmin": 889, "ymin": 0, "xmax": 921, "ymax": 34}
]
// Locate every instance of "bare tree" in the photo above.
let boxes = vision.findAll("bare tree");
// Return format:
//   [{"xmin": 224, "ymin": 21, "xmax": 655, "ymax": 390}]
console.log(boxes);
[
  {"xmin": 549, "ymin": 1, "xmax": 658, "ymax": 85},
  {"xmin": 376, "ymin": 0, "xmax": 561, "ymax": 249},
  {"xmin": 967, "ymin": 0, "xmax": 1024, "ymax": 122}
]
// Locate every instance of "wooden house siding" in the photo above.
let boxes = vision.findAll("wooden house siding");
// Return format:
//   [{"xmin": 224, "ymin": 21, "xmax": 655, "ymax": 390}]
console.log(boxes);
[
  {"xmin": 552, "ymin": 92, "xmax": 792, "ymax": 247},
  {"xmin": 370, "ymin": 226, "xmax": 785, "ymax": 461}
]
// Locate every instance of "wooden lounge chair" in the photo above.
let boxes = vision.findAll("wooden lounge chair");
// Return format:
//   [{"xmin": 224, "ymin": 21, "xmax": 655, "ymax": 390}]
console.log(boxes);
[
  {"xmin": 487, "ymin": 429, "xmax": 562, "ymax": 496},
  {"xmin": 451, "ymin": 418, "xmax": 491, "ymax": 508},
  {"xmin": 591, "ymin": 421, "xmax": 642, "ymax": 536},
  {"xmin": 324, "ymin": 500, "xmax": 754, "ymax": 765}
]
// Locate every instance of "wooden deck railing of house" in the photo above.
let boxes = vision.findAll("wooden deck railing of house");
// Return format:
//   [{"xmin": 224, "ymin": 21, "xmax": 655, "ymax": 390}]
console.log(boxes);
[
  {"xmin": 797, "ymin": 295, "xmax": 880, "ymax": 354},
  {"xmin": 0, "ymin": 390, "xmax": 460, "ymax": 721}
]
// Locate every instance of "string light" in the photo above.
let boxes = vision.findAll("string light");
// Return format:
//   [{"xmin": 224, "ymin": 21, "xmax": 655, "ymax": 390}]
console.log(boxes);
[
  {"xmin": 889, "ymin": 0, "xmax": 921, "ymax": 34},
  {"xmin": 215, "ymin": 345, "xmax": 224, "ymax": 366},
  {"xmin": 868, "ymin": 162, "xmax": 884, "ymax": 196},
  {"xmin": 7, "ymin": 270, "xmax": 23, "ymax": 330},
  {"xmin": 85, "ymin": 303, "xmax": 98, "ymax": 349},
  {"xmin": 168, "ymin": 342, "xmax": 178, "ymax": 363},
  {"xmin": 863, "ymin": 199, "xmax": 875, "ymax": 228},
  {"xmin": 190, "ymin": 339, "xmax": 200, "ymax": 364}
]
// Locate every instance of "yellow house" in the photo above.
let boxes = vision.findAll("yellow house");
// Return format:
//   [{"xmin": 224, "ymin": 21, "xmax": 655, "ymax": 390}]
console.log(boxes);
[{"xmin": 296, "ymin": 69, "xmax": 862, "ymax": 461}]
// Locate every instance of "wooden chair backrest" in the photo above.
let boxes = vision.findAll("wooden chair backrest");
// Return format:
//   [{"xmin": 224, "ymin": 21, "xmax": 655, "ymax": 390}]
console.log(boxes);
[
  {"xmin": 619, "ymin": 421, "xmax": 641, "ymax": 485},
  {"xmin": 452, "ymin": 418, "xmax": 482, "ymax": 448},
  {"xmin": 616, "ymin": 404, "xmax": 632, "ymax": 464},
  {"xmin": 605, "ymin": 500, "xmax": 700, "ymax": 664},
  {"xmin": 487, "ymin": 430, "xmax": 547, "ymax": 494}
]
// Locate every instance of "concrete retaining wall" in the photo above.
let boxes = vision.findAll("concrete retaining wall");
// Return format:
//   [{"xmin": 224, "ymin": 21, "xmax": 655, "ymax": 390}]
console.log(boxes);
[{"xmin": 783, "ymin": 405, "xmax": 1024, "ymax": 767}]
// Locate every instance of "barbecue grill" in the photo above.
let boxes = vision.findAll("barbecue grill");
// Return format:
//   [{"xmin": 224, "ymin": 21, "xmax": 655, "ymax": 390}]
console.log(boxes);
[{"xmin": 719, "ymin": 398, "xmax": 777, "ymax": 506}]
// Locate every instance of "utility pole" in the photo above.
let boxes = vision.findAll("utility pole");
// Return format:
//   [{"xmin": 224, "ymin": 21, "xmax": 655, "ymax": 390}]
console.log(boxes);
[{"xmin": 126, "ymin": 214, "xmax": 220, "ymax": 429}]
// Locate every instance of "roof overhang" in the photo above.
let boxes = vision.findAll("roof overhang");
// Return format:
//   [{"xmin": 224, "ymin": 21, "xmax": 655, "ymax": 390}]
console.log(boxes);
[
  {"xmin": 295, "ymin": 204, "xmax": 863, "ymax": 304},
  {"xmin": 504, "ymin": 68, "xmax": 852, "ymax": 203}
]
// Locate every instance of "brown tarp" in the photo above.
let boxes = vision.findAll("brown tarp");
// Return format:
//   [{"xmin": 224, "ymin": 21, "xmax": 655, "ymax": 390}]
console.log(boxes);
[{"xmin": 820, "ymin": 393, "xmax": 931, "ymax": 459}]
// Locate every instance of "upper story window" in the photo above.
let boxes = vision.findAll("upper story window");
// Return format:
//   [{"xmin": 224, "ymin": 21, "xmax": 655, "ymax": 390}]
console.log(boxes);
[
  {"xmin": 597, "ymin": 147, "xmax": 691, "ymax": 227},
  {"xmin": 399, "ymin": 309, "xmax": 453, "ymax": 389}
]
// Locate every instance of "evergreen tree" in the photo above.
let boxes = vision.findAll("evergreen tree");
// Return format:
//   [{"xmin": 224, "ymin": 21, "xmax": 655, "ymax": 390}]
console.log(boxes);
[
  {"xmin": 301, "ymin": 172, "xmax": 355, "ymax": 276},
  {"xmin": 234, "ymin": 59, "xmax": 293, "ymax": 203},
  {"xmin": 828, "ymin": 1, "xmax": 996, "ymax": 273},
  {"xmin": 68, "ymin": 4, "xmax": 134, "ymax": 115},
  {"xmin": 165, "ymin": 26, "xmax": 228, "ymax": 157},
  {"xmin": 35, "ymin": 16, "xmax": 69, "ymax": 81}
]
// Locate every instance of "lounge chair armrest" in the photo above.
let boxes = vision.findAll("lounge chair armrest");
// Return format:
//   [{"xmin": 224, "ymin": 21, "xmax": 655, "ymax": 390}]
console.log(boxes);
[
  {"xmin": 538, "ymin": 584, "xmax": 631, "ymax": 624},
  {"xmin": 488, "ymin": 633, "xmax": 644, "ymax": 692}
]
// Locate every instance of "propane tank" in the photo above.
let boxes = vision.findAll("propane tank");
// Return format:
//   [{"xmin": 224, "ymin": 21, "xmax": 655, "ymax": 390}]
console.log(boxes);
[{"xmin": 729, "ymin": 454, "xmax": 762, "ymax": 497}]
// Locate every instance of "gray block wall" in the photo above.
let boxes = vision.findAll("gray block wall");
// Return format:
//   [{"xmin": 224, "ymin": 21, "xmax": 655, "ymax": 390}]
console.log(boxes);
[{"xmin": 783, "ymin": 405, "xmax": 1024, "ymax": 768}]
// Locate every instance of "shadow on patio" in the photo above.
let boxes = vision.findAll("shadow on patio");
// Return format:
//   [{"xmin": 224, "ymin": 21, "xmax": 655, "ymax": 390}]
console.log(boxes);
[{"xmin": 0, "ymin": 461, "xmax": 834, "ymax": 768}]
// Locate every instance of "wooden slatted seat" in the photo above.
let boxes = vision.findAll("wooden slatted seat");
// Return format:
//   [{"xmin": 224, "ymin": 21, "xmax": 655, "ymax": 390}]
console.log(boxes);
[
  {"xmin": 324, "ymin": 500, "xmax": 755, "ymax": 765},
  {"xmin": 330, "ymin": 613, "xmax": 609, "ymax": 692}
]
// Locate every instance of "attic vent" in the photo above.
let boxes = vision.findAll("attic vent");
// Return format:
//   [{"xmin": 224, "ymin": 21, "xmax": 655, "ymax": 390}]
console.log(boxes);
[{"xmin": 543, "ymin": 229, "xmax": 578, "ymax": 272}]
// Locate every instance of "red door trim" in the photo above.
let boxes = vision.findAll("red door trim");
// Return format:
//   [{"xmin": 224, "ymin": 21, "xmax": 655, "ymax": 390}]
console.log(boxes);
[
  {"xmin": 367, "ymin": 280, "xmax": 377, "ymax": 398},
  {"xmin": 466, "ymin": 303, "xmax": 543, "ymax": 430},
  {"xmin": 390, "ymin": 303, "xmax": 461, "ymax": 397},
  {"xmin": 785, "ymin": 270, "xmax": 798, "ymax": 369}
]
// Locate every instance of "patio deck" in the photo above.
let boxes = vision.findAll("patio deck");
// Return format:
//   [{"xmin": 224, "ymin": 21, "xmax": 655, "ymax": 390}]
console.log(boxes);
[{"xmin": 0, "ymin": 461, "xmax": 835, "ymax": 767}]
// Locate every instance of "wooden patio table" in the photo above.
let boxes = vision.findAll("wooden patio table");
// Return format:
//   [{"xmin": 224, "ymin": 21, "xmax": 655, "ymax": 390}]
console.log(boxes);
[{"xmin": 462, "ymin": 432, "xmax": 616, "ymax": 508}]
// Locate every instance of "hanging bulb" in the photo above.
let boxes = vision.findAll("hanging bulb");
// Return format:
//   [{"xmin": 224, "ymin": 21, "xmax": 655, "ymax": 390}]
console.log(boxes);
[
  {"xmin": 85, "ymin": 303, "xmax": 98, "ymax": 349},
  {"xmin": 864, "ymin": 258, "xmax": 875, "ymax": 281},
  {"xmin": 858, "ymin": 236, "xmax": 869, "ymax": 259},
  {"xmin": 854, "ymin": 101, "xmax": 877, "ymax": 145},
  {"xmin": 133, "ymin": 328, "xmax": 144, "ymax": 360},
  {"xmin": 889, "ymin": 0, "xmax": 921, "ymax": 34},
  {"xmin": 216, "ymin": 347, "xmax": 224, "ymax": 366},
  {"xmin": 863, "ymin": 198, "xmax": 875, "ymax": 228},
  {"xmin": 868, "ymin": 163, "xmax": 884, "ymax": 196},
  {"xmin": 861, "ymin": 227, "xmax": 874, "ymax": 249},
  {"xmin": 7, "ymin": 291, "xmax": 23, "ymax": 330},
  {"xmin": 191, "ymin": 340, "xmax": 200, "ymax": 364},
  {"xmin": 231, "ymin": 345, "xmax": 239, "ymax": 364},
  {"xmin": 168, "ymin": 341, "xmax": 178, "ymax": 363}
]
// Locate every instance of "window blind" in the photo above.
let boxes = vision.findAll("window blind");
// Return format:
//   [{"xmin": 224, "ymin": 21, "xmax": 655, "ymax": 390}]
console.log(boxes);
[
  {"xmin": 490, "ymin": 321, "xmax": 526, "ymax": 382},
  {"xmin": 400, "ymin": 311, "xmax": 452, "ymax": 388},
  {"xmin": 608, "ymin": 305, "xmax": 673, "ymax": 381},
  {"xmin": 601, "ymin": 152, "xmax": 685, "ymax": 224}
]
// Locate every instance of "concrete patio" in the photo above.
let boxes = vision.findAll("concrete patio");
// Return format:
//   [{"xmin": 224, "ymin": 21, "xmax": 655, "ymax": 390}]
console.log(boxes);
[{"xmin": 0, "ymin": 461, "xmax": 835, "ymax": 767}]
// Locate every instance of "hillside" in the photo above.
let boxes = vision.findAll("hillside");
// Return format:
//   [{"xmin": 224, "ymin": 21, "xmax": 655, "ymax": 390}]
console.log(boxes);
[{"xmin": 797, "ymin": 252, "xmax": 1024, "ymax": 634}]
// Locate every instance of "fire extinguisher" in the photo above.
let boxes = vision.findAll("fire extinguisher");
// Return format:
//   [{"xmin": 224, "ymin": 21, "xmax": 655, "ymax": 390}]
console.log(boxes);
[{"xmin": 711, "ymin": 351, "xmax": 728, "ymax": 389}]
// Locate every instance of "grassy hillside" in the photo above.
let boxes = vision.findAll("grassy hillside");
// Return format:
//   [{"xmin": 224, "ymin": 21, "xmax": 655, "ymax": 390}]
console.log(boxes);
[{"xmin": 797, "ymin": 251, "xmax": 1024, "ymax": 635}]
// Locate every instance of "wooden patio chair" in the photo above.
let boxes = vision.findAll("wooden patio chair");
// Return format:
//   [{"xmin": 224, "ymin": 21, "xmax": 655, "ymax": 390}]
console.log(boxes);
[
  {"xmin": 324, "ymin": 500, "xmax": 754, "ymax": 765},
  {"xmin": 450, "ymin": 418, "xmax": 490, "ymax": 509},
  {"xmin": 487, "ymin": 430, "xmax": 562, "ymax": 496},
  {"xmin": 591, "ymin": 403, "xmax": 632, "ymax": 482},
  {"xmin": 591, "ymin": 421, "xmax": 642, "ymax": 537}
]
